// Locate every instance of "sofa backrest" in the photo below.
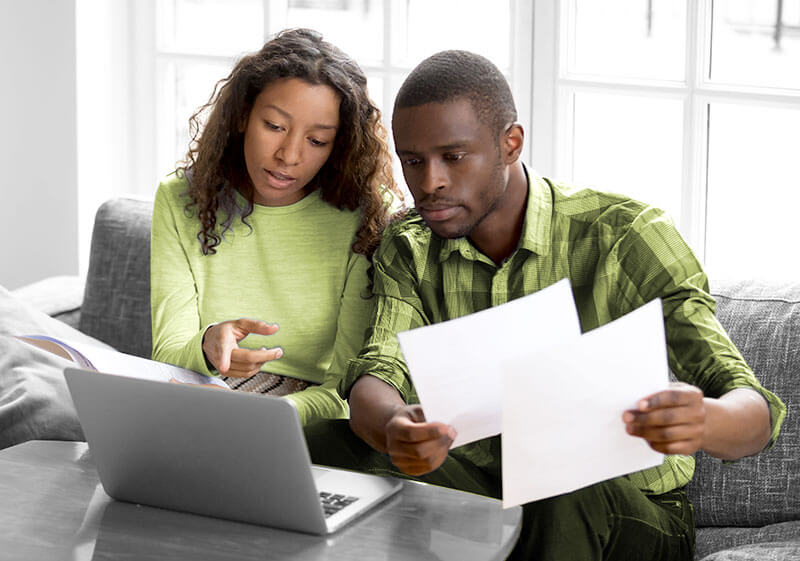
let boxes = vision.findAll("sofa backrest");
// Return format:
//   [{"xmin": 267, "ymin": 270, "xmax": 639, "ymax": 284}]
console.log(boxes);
[
  {"xmin": 687, "ymin": 280, "xmax": 799, "ymax": 527},
  {"xmin": 79, "ymin": 198, "xmax": 153, "ymax": 359}
]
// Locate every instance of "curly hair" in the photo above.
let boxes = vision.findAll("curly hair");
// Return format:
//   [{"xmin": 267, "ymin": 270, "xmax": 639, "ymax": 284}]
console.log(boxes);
[{"xmin": 178, "ymin": 28, "xmax": 402, "ymax": 257}]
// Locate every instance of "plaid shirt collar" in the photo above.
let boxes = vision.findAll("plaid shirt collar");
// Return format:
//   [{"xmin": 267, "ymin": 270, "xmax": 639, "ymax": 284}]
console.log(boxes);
[{"xmin": 437, "ymin": 163, "xmax": 553, "ymax": 264}]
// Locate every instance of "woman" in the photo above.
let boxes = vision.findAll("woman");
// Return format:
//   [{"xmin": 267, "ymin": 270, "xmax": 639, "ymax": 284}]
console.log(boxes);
[{"xmin": 150, "ymin": 28, "xmax": 402, "ymax": 424}]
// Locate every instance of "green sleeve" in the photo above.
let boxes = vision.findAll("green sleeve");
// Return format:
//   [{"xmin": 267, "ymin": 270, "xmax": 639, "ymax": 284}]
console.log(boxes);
[
  {"xmin": 287, "ymin": 251, "xmax": 373, "ymax": 423},
  {"xmin": 341, "ymin": 232, "xmax": 427, "ymax": 403},
  {"xmin": 611, "ymin": 209, "xmax": 786, "ymax": 450},
  {"xmin": 150, "ymin": 180, "xmax": 215, "ymax": 376}
]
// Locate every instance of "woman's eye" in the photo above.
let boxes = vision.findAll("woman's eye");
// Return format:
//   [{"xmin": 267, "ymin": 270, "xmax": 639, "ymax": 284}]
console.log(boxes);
[
  {"xmin": 309, "ymin": 137, "xmax": 328, "ymax": 147},
  {"xmin": 264, "ymin": 121, "xmax": 282, "ymax": 131}
]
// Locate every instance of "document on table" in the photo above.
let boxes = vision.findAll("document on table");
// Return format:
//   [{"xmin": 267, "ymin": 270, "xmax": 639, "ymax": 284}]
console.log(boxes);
[
  {"xmin": 501, "ymin": 298, "xmax": 668, "ymax": 507},
  {"xmin": 397, "ymin": 278, "xmax": 581, "ymax": 448}
]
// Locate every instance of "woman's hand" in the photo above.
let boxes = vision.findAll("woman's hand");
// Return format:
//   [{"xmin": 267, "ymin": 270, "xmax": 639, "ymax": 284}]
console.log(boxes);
[{"xmin": 202, "ymin": 318, "xmax": 282, "ymax": 377}]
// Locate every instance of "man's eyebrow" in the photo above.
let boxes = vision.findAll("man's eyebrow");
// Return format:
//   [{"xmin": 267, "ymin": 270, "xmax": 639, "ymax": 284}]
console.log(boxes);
[
  {"xmin": 263, "ymin": 103, "xmax": 338, "ymax": 130},
  {"xmin": 396, "ymin": 142, "xmax": 469, "ymax": 155}
]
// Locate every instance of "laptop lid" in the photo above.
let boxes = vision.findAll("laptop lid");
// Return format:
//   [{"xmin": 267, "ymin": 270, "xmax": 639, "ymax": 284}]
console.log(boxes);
[{"xmin": 64, "ymin": 368, "xmax": 401, "ymax": 535}]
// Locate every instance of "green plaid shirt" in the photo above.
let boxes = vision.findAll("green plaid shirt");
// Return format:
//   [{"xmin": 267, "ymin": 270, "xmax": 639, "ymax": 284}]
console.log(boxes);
[{"xmin": 343, "ymin": 167, "xmax": 785, "ymax": 495}]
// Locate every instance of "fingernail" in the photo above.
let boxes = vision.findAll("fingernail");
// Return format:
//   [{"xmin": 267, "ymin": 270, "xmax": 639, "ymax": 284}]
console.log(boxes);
[
  {"xmin": 638, "ymin": 399, "xmax": 649, "ymax": 410},
  {"xmin": 275, "ymin": 347, "xmax": 283, "ymax": 358},
  {"xmin": 622, "ymin": 412, "xmax": 633, "ymax": 423},
  {"xmin": 447, "ymin": 427, "xmax": 457, "ymax": 441}
]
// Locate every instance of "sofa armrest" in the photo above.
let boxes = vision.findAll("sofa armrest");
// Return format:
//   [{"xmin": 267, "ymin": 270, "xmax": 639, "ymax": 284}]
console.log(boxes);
[{"xmin": 11, "ymin": 275, "xmax": 85, "ymax": 330}]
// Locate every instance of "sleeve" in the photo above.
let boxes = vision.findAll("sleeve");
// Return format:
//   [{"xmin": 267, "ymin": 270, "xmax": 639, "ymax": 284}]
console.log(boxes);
[
  {"xmin": 285, "ymin": 251, "xmax": 373, "ymax": 424},
  {"xmin": 339, "ymin": 232, "xmax": 429, "ymax": 403},
  {"xmin": 150, "ymin": 180, "xmax": 216, "ymax": 376},
  {"xmin": 610, "ymin": 208, "xmax": 786, "ymax": 450}
]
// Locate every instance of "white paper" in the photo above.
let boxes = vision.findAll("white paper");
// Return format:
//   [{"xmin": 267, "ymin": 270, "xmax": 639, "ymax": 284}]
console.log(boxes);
[
  {"xmin": 397, "ymin": 279, "xmax": 581, "ymax": 448},
  {"xmin": 501, "ymin": 299, "xmax": 668, "ymax": 508}
]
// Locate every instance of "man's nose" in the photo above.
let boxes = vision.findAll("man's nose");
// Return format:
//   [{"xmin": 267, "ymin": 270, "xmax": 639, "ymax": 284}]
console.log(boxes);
[{"xmin": 418, "ymin": 161, "xmax": 446, "ymax": 195}]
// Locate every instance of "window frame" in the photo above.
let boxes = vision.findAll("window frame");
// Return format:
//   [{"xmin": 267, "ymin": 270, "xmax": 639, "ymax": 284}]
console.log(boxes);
[{"xmin": 532, "ymin": 0, "xmax": 800, "ymax": 264}]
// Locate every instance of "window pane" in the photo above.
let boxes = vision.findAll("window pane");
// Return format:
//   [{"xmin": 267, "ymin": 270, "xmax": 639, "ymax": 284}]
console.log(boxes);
[
  {"xmin": 157, "ymin": 0, "xmax": 263, "ymax": 55},
  {"xmin": 568, "ymin": 0, "xmax": 686, "ymax": 81},
  {"xmin": 571, "ymin": 92, "xmax": 684, "ymax": 223},
  {"xmin": 705, "ymin": 103, "xmax": 800, "ymax": 279},
  {"xmin": 709, "ymin": 0, "xmax": 800, "ymax": 89},
  {"xmin": 391, "ymin": 0, "xmax": 511, "ymax": 71},
  {"xmin": 158, "ymin": 59, "xmax": 234, "ymax": 177},
  {"xmin": 287, "ymin": 0, "xmax": 384, "ymax": 66}
]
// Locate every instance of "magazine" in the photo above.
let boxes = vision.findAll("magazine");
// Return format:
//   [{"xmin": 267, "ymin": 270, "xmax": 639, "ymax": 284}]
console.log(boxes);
[{"xmin": 17, "ymin": 335, "xmax": 228, "ymax": 388}]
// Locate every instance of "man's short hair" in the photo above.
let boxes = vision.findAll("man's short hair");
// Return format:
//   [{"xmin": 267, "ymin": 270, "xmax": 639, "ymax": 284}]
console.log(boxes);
[{"xmin": 393, "ymin": 50, "xmax": 518, "ymax": 136}]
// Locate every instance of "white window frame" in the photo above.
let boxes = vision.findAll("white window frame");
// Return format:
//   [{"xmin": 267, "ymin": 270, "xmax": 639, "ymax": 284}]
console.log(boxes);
[
  {"xmin": 531, "ymin": 0, "xmax": 800, "ymax": 263},
  {"xmin": 141, "ymin": 0, "xmax": 533, "ymax": 192}
]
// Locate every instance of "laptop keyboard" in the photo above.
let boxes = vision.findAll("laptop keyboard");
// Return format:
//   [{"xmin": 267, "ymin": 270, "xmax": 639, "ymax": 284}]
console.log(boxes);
[{"xmin": 319, "ymin": 492, "xmax": 360, "ymax": 518}]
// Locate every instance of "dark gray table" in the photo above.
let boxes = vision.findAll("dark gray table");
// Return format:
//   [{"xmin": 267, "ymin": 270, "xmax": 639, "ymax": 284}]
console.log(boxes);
[{"xmin": 0, "ymin": 441, "xmax": 521, "ymax": 560}]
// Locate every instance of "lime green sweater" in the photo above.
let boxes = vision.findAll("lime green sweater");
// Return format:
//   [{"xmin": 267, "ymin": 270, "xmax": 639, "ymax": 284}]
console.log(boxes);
[{"xmin": 150, "ymin": 175, "xmax": 374, "ymax": 424}]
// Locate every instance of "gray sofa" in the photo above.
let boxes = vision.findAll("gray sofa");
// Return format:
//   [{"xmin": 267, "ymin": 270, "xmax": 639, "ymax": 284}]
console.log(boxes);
[{"xmin": 8, "ymin": 198, "xmax": 800, "ymax": 560}]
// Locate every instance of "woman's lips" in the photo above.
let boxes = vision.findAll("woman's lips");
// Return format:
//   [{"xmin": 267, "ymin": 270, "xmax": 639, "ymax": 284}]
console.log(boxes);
[{"xmin": 265, "ymin": 169, "xmax": 296, "ymax": 189}]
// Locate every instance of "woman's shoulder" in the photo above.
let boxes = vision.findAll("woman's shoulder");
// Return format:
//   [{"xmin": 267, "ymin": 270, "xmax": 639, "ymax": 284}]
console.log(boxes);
[{"xmin": 155, "ymin": 172, "xmax": 191, "ymax": 203}]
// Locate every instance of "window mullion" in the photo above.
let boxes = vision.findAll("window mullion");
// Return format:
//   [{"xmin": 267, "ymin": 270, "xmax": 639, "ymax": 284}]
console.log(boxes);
[
  {"xmin": 531, "ymin": 0, "xmax": 558, "ymax": 177},
  {"xmin": 682, "ymin": 0, "xmax": 708, "ymax": 260}
]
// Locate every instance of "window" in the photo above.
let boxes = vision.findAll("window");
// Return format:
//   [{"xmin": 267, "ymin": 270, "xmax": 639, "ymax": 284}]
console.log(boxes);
[
  {"xmin": 532, "ymin": 0, "xmax": 800, "ymax": 280},
  {"xmin": 150, "ymin": 0, "xmax": 533, "ymax": 191}
]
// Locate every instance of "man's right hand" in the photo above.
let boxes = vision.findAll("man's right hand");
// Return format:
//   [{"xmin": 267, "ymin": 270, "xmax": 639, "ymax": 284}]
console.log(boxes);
[
  {"xmin": 384, "ymin": 404, "xmax": 457, "ymax": 476},
  {"xmin": 349, "ymin": 375, "xmax": 456, "ymax": 476},
  {"xmin": 201, "ymin": 318, "xmax": 281, "ymax": 377}
]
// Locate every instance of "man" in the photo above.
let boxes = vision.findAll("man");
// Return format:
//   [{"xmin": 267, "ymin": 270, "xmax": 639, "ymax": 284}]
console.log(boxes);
[{"xmin": 306, "ymin": 51, "xmax": 785, "ymax": 560}]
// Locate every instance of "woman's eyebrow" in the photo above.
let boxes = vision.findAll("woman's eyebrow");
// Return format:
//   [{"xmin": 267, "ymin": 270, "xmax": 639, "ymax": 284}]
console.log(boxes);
[{"xmin": 264, "ymin": 103, "xmax": 338, "ymax": 130}]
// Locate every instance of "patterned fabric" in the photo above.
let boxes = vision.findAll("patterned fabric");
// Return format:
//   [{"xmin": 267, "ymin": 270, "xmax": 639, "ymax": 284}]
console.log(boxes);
[
  {"xmin": 222, "ymin": 372, "xmax": 313, "ymax": 396},
  {"xmin": 688, "ymin": 280, "xmax": 800, "ymax": 527},
  {"xmin": 343, "ymin": 167, "xmax": 786, "ymax": 496}
]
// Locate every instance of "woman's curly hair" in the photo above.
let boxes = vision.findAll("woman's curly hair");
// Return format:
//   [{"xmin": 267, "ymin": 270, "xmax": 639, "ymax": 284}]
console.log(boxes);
[{"xmin": 178, "ymin": 28, "xmax": 403, "ymax": 257}]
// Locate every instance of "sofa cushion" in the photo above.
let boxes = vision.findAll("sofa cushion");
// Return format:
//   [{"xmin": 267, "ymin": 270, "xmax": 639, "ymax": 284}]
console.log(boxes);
[
  {"xmin": 12, "ymin": 275, "xmax": 85, "ymax": 330},
  {"xmin": 79, "ymin": 198, "xmax": 153, "ymax": 359},
  {"xmin": 0, "ymin": 284, "xmax": 115, "ymax": 449},
  {"xmin": 696, "ymin": 519, "xmax": 800, "ymax": 559},
  {"xmin": 687, "ymin": 280, "xmax": 799, "ymax": 527}
]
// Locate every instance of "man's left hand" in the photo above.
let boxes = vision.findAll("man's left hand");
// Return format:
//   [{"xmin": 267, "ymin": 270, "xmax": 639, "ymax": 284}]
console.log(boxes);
[{"xmin": 623, "ymin": 382, "xmax": 706, "ymax": 455}]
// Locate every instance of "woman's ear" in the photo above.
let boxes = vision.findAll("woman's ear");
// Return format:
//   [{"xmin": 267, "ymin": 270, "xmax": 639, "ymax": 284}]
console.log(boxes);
[{"xmin": 500, "ymin": 123, "xmax": 524, "ymax": 165}]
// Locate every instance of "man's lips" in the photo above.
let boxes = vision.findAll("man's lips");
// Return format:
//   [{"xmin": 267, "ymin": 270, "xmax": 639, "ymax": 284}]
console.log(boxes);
[{"xmin": 418, "ymin": 203, "xmax": 460, "ymax": 222}]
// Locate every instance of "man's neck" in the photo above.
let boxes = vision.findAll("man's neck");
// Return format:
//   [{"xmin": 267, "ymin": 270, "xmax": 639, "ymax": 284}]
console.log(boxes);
[{"xmin": 468, "ymin": 161, "xmax": 529, "ymax": 265}]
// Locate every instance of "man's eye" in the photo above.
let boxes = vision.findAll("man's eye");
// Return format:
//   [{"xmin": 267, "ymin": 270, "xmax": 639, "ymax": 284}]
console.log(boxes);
[
  {"xmin": 402, "ymin": 158, "xmax": 421, "ymax": 166},
  {"xmin": 444, "ymin": 152, "xmax": 465, "ymax": 162}
]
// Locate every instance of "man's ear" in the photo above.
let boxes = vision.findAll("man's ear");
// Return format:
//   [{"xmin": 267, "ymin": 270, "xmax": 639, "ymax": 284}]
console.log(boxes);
[{"xmin": 500, "ymin": 123, "xmax": 524, "ymax": 164}]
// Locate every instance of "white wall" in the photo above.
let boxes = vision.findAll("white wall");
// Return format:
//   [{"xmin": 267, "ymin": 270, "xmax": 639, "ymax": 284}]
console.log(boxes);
[{"xmin": 0, "ymin": 0, "xmax": 78, "ymax": 289}]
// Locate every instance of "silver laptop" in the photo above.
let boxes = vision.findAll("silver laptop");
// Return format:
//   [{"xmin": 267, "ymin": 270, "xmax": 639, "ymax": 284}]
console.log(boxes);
[{"xmin": 64, "ymin": 367, "xmax": 402, "ymax": 535}]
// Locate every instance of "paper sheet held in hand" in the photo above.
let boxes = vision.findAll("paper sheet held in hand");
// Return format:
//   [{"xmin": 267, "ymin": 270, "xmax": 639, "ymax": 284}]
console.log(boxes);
[
  {"xmin": 397, "ymin": 279, "xmax": 668, "ymax": 508},
  {"xmin": 501, "ymin": 298, "xmax": 667, "ymax": 507},
  {"xmin": 397, "ymin": 279, "xmax": 581, "ymax": 448}
]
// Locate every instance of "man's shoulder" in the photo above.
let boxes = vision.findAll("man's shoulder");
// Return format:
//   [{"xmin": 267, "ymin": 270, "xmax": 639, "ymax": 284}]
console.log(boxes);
[
  {"xmin": 544, "ymin": 177, "xmax": 666, "ymax": 233},
  {"xmin": 376, "ymin": 209, "xmax": 436, "ymax": 263}
]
